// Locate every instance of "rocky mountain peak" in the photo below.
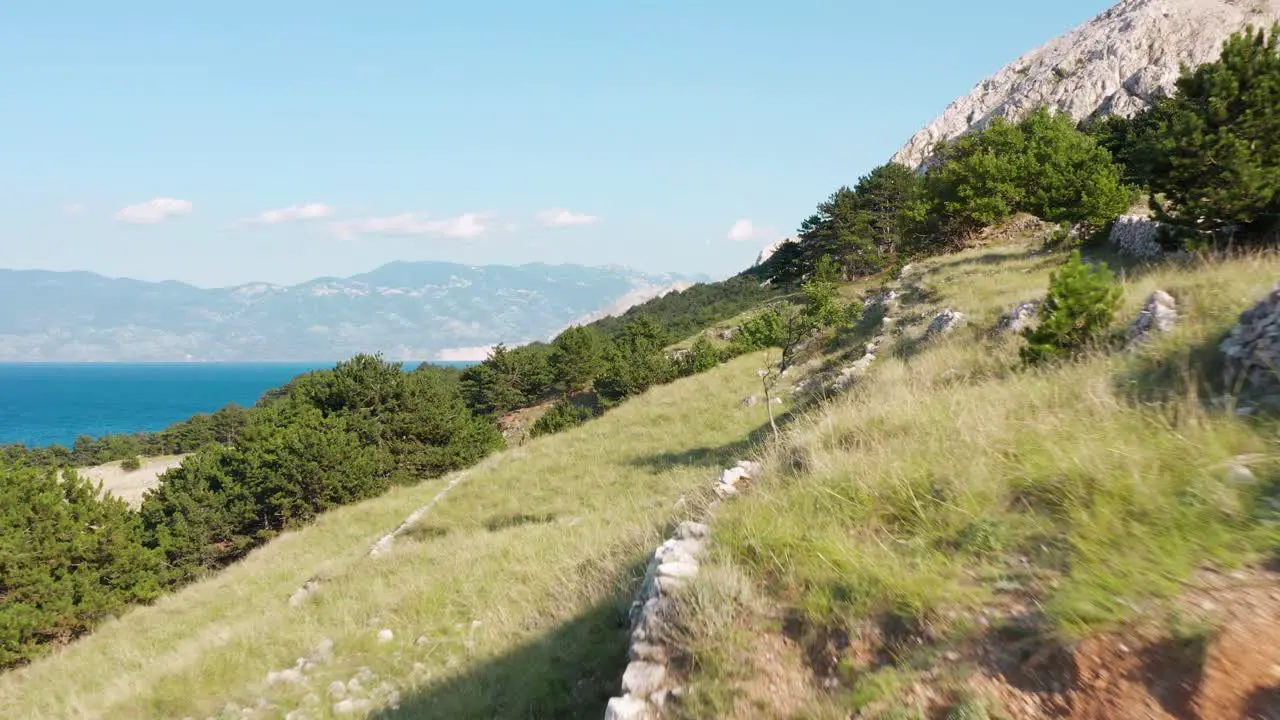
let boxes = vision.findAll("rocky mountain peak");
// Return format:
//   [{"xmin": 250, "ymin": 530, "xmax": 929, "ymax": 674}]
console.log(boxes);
[{"xmin": 893, "ymin": 0, "xmax": 1280, "ymax": 169}]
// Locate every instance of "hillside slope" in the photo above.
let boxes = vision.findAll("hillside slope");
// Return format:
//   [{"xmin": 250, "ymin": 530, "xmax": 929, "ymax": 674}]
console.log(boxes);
[
  {"xmin": 672, "ymin": 236, "xmax": 1280, "ymax": 718},
  {"xmin": 0, "ymin": 351, "xmax": 779, "ymax": 719},
  {"xmin": 893, "ymin": 0, "xmax": 1280, "ymax": 168}
]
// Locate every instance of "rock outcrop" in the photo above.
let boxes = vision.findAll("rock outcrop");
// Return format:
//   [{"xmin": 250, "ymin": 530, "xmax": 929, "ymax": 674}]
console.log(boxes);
[
  {"xmin": 1126, "ymin": 290, "xmax": 1179, "ymax": 346},
  {"xmin": 754, "ymin": 237, "xmax": 797, "ymax": 267},
  {"xmin": 926, "ymin": 308, "xmax": 967, "ymax": 337},
  {"xmin": 1110, "ymin": 215, "xmax": 1169, "ymax": 261},
  {"xmin": 1221, "ymin": 283, "xmax": 1280, "ymax": 405},
  {"xmin": 893, "ymin": 0, "xmax": 1280, "ymax": 169},
  {"xmin": 996, "ymin": 300, "xmax": 1041, "ymax": 334}
]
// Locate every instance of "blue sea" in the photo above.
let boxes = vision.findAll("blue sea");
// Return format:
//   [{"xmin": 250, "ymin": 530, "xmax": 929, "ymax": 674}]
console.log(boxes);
[{"xmin": 0, "ymin": 362, "xmax": 472, "ymax": 448}]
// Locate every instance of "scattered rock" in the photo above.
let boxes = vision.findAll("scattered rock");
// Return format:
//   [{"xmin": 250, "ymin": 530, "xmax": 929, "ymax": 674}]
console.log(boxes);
[
  {"xmin": 605, "ymin": 695, "xmax": 655, "ymax": 720},
  {"xmin": 332, "ymin": 699, "xmax": 372, "ymax": 715},
  {"xmin": 657, "ymin": 561, "xmax": 698, "ymax": 580},
  {"xmin": 1110, "ymin": 215, "xmax": 1168, "ymax": 261},
  {"xmin": 622, "ymin": 661, "xmax": 668, "ymax": 697},
  {"xmin": 1126, "ymin": 290, "xmax": 1178, "ymax": 346},
  {"xmin": 327, "ymin": 681, "xmax": 347, "ymax": 700},
  {"xmin": 675, "ymin": 521, "xmax": 709, "ymax": 541},
  {"xmin": 996, "ymin": 300, "xmax": 1041, "ymax": 334},
  {"xmin": 288, "ymin": 579, "xmax": 320, "ymax": 608},
  {"xmin": 926, "ymin": 308, "xmax": 966, "ymax": 337},
  {"xmin": 377, "ymin": 628, "xmax": 394, "ymax": 644},
  {"xmin": 740, "ymin": 395, "xmax": 759, "ymax": 408},
  {"xmin": 414, "ymin": 635, "xmax": 430, "ymax": 647},
  {"xmin": 1221, "ymin": 282, "xmax": 1280, "ymax": 406},
  {"xmin": 312, "ymin": 637, "xmax": 334, "ymax": 662},
  {"xmin": 266, "ymin": 668, "xmax": 303, "ymax": 685},
  {"xmin": 630, "ymin": 642, "xmax": 669, "ymax": 664}
]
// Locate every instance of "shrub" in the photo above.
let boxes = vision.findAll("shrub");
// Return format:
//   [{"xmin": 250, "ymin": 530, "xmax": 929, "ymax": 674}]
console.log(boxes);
[
  {"xmin": 529, "ymin": 399, "xmax": 596, "ymax": 438},
  {"xmin": 0, "ymin": 464, "xmax": 163, "ymax": 667},
  {"xmin": 120, "ymin": 455, "xmax": 142, "ymax": 472},
  {"xmin": 927, "ymin": 108, "xmax": 1133, "ymax": 239},
  {"xmin": 595, "ymin": 317, "xmax": 677, "ymax": 405},
  {"xmin": 549, "ymin": 326, "xmax": 610, "ymax": 395},
  {"xmin": 679, "ymin": 335, "xmax": 723, "ymax": 376},
  {"xmin": 1021, "ymin": 250, "xmax": 1122, "ymax": 364},
  {"xmin": 1128, "ymin": 25, "xmax": 1280, "ymax": 242}
]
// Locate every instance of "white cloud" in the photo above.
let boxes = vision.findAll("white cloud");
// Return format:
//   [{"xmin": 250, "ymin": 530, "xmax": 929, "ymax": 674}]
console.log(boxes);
[
  {"xmin": 115, "ymin": 197, "xmax": 193, "ymax": 224},
  {"xmin": 252, "ymin": 203, "xmax": 332, "ymax": 224},
  {"xmin": 537, "ymin": 208, "xmax": 597, "ymax": 227},
  {"xmin": 330, "ymin": 212, "xmax": 489, "ymax": 241},
  {"xmin": 726, "ymin": 219, "xmax": 759, "ymax": 242},
  {"xmin": 434, "ymin": 345, "xmax": 495, "ymax": 362},
  {"xmin": 63, "ymin": 202, "xmax": 85, "ymax": 215}
]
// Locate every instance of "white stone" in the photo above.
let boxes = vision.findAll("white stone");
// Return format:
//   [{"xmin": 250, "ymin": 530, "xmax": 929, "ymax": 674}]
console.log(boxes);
[
  {"xmin": 893, "ymin": 0, "xmax": 1280, "ymax": 169},
  {"xmin": 605, "ymin": 695, "xmax": 655, "ymax": 720},
  {"xmin": 377, "ymin": 628, "xmax": 394, "ymax": 643},
  {"xmin": 719, "ymin": 466, "xmax": 748, "ymax": 486},
  {"xmin": 621, "ymin": 661, "xmax": 668, "ymax": 697},
  {"xmin": 675, "ymin": 521, "xmax": 709, "ymax": 540},
  {"xmin": 657, "ymin": 561, "xmax": 699, "ymax": 580},
  {"xmin": 328, "ymin": 681, "xmax": 347, "ymax": 700},
  {"xmin": 288, "ymin": 579, "xmax": 320, "ymax": 608},
  {"xmin": 629, "ymin": 642, "xmax": 669, "ymax": 664},
  {"xmin": 332, "ymin": 699, "xmax": 372, "ymax": 715},
  {"xmin": 266, "ymin": 668, "xmax": 303, "ymax": 685},
  {"xmin": 997, "ymin": 300, "xmax": 1040, "ymax": 334},
  {"xmin": 1128, "ymin": 290, "xmax": 1178, "ymax": 346},
  {"xmin": 927, "ymin": 308, "xmax": 966, "ymax": 336},
  {"xmin": 1111, "ymin": 215, "xmax": 1168, "ymax": 260}
]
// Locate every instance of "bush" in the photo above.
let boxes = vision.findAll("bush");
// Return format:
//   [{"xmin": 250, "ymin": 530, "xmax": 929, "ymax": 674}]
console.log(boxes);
[
  {"xmin": 595, "ymin": 317, "xmax": 677, "ymax": 405},
  {"xmin": 1021, "ymin": 250, "xmax": 1122, "ymax": 364},
  {"xmin": 529, "ymin": 399, "xmax": 596, "ymax": 438},
  {"xmin": 927, "ymin": 108, "xmax": 1133, "ymax": 240},
  {"xmin": 0, "ymin": 464, "xmax": 163, "ymax": 667},
  {"xmin": 549, "ymin": 326, "xmax": 610, "ymax": 395},
  {"xmin": 460, "ymin": 343, "xmax": 555, "ymax": 416},
  {"xmin": 121, "ymin": 455, "xmax": 142, "ymax": 472},
  {"xmin": 679, "ymin": 335, "xmax": 724, "ymax": 376},
  {"xmin": 1127, "ymin": 25, "xmax": 1280, "ymax": 242}
]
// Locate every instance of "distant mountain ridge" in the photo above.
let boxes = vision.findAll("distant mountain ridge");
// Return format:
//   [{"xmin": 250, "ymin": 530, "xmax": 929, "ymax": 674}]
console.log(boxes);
[
  {"xmin": 893, "ymin": 0, "xmax": 1280, "ymax": 168},
  {"xmin": 0, "ymin": 262, "xmax": 706, "ymax": 362}
]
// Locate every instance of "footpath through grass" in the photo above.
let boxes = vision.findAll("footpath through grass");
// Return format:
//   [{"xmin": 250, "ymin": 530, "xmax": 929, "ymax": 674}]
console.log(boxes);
[{"xmin": 0, "ymin": 352, "xmax": 776, "ymax": 720}]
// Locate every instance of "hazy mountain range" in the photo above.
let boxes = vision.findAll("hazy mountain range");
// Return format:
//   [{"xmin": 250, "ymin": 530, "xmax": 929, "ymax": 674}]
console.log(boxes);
[{"xmin": 0, "ymin": 262, "xmax": 707, "ymax": 362}]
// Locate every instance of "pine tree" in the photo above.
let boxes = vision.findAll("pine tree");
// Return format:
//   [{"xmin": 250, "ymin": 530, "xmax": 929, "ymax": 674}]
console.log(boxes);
[
  {"xmin": 1135, "ymin": 25, "xmax": 1280, "ymax": 240},
  {"xmin": 1021, "ymin": 250, "xmax": 1122, "ymax": 364}
]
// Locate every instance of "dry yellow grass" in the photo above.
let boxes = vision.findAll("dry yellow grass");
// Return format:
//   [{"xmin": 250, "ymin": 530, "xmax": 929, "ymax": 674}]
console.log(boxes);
[{"xmin": 0, "ymin": 352, "xmax": 781, "ymax": 720}]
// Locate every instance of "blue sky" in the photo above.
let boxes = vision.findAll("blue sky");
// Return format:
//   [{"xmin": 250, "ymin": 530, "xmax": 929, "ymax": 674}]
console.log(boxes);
[{"xmin": 1, "ymin": 1, "xmax": 1113, "ymax": 288}]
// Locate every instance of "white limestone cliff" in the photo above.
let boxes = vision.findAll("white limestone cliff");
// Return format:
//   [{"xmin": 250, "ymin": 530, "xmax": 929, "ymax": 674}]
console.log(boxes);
[{"xmin": 893, "ymin": 0, "xmax": 1280, "ymax": 169}]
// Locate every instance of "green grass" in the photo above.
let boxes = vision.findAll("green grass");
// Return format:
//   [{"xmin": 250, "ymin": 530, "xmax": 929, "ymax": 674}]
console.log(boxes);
[
  {"xmin": 690, "ymin": 240, "xmax": 1280, "ymax": 714},
  {"xmin": 0, "ymin": 352, "xmax": 782, "ymax": 720}
]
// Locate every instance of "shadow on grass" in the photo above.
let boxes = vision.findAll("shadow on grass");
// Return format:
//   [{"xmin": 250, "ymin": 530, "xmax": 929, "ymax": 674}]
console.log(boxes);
[
  {"xmin": 626, "ymin": 419, "xmax": 780, "ymax": 474},
  {"xmin": 374, "ymin": 555, "xmax": 650, "ymax": 720},
  {"xmin": 1110, "ymin": 327, "xmax": 1229, "ymax": 410}
]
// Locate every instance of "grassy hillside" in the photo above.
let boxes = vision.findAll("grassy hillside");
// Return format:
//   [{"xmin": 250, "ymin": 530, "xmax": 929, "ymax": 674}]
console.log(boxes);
[
  {"xmin": 7, "ymin": 232, "xmax": 1280, "ymax": 719},
  {"xmin": 670, "ymin": 238, "xmax": 1280, "ymax": 718},
  {"xmin": 0, "ymin": 352, "xmax": 780, "ymax": 720}
]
